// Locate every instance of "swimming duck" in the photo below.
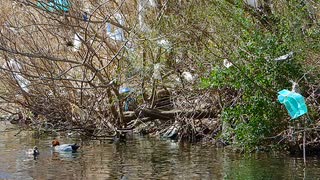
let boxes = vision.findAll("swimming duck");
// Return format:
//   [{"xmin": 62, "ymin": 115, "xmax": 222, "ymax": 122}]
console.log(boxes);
[
  {"xmin": 52, "ymin": 140, "xmax": 80, "ymax": 152},
  {"xmin": 26, "ymin": 146, "xmax": 40, "ymax": 156}
]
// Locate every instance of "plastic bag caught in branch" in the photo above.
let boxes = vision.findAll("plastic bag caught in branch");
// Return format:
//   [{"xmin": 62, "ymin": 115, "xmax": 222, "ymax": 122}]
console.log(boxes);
[
  {"xmin": 8, "ymin": 59, "xmax": 30, "ymax": 92},
  {"xmin": 106, "ymin": 13, "xmax": 125, "ymax": 41},
  {"xmin": 152, "ymin": 63, "xmax": 163, "ymax": 80},
  {"xmin": 73, "ymin": 33, "xmax": 82, "ymax": 52},
  {"xmin": 157, "ymin": 39, "xmax": 171, "ymax": 50},
  {"xmin": 138, "ymin": 0, "xmax": 157, "ymax": 32}
]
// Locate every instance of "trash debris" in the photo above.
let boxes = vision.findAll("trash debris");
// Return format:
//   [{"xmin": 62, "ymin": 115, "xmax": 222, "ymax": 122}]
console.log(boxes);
[
  {"xmin": 37, "ymin": 0, "xmax": 70, "ymax": 12},
  {"xmin": 4, "ymin": 22, "xmax": 19, "ymax": 34},
  {"xmin": 108, "ymin": 79, "xmax": 116, "ymax": 86},
  {"xmin": 7, "ymin": 59, "xmax": 30, "ymax": 92},
  {"xmin": 274, "ymin": 51, "xmax": 294, "ymax": 61},
  {"xmin": 157, "ymin": 39, "xmax": 171, "ymax": 50},
  {"xmin": 278, "ymin": 89, "xmax": 307, "ymax": 119},
  {"xmin": 119, "ymin": 87, "xmax": 135, "ymax": 111},
  {"xmin": 72, "ymin": 33, "xmax": 82, "ymax": 52},
  {"xmin": 182, "ymin": 71, "xmax": 194, "ymax": 83},
  {"xmin": 54, "ymin": 0, "xmax": 70, "ymax": 12},
  {"xmin": 148, "ymin": 0, "xmax": 157, "ymax": 7},
  {"xmin": 119, "ymin": 87, "xmax": 132, "ymax": 94},
  {"xmin": 245, "ymin": 0, "xmax": 260, "ymax": 9},
  {"xmin": 223, "ymin": 59, "xmax": 233, "ymax": 68},
  {"xmin": 37, "ymin": 0, "xmax": 55, "ymax": 12},
  {"xmin": 290, "ymin": 80, "xmax": 301, "ymax": 94},
  {"xmin": 152, "ymin": 63, "xmax": 163, "ymax": 80},
  {"xmin": 106, "ymin": 13, "xmax": 125, "ymax": 41},
  {"xmin": 137, "ymin": 0, "xmax": 157, "ymax": 32},
  {"xmin": 83, "ymin": 12, "xmax": 88, "ymax": 22},
  {"xmin": 124, "ymin": 97, "xmax": 136, "ymax": 111},
  {"xmin": 163, "ymin": 125, "xmax": 179, "ymax": 139}
]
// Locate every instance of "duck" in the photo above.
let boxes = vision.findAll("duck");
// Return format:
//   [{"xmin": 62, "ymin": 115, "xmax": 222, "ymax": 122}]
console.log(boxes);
[
  {"xmin": 33, "ymin": 146, "xmax": 40, "ymax": 156},
  {"xmin": 26, "ymin": 146, "xmax": 40, "ymax": 158},
  {"xmin": 52, "ymin": 140, "xmax": 80, "ymax": 152}
]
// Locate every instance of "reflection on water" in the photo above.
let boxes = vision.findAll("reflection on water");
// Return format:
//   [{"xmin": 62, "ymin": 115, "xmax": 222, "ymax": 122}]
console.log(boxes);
[{"xmin": 1, "ymin": 121, "xmax": 320, "ymax": 179}]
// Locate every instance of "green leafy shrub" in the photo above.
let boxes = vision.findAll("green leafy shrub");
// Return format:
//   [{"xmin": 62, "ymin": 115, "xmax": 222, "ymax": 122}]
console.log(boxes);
[{"xmin": 201, "ymin": 2, "xmax": 313, "ymax": 150}]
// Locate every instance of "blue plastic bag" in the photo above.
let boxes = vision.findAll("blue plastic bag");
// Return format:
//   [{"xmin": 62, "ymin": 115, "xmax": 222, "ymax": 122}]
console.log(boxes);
[
  {"xmin": 278, "ymin": 89, "xmax": 308, "ymax": 119},
  {"xmin": 37, "ymin": 0, "xmax": 70, "ymax": 12},
  {"xmin": 119, "ymin": 87, "xmax": 132, "ymax": 94},
  {"xmin": 37, "ymin": 1, "xmax": 55, "ymax": 12},
  {"xmin": 54, "ymin": 0, "xmax": 70, "ymax": 12}
]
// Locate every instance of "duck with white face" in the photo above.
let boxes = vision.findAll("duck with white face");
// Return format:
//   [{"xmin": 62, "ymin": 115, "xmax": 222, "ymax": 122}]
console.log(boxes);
[
  {"xmin": 52, "ymin": 140, "xmax": 80, "ymax": 152},
  {"xmin": 26, "ymin": 146, "xmax": 40, "ymax": 159}
]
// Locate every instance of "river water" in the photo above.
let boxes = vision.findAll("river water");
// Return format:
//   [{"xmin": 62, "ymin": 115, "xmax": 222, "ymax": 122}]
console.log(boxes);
[{"xmin": 1, "ymin": 121, "xmax": 320, "ymax": 179}]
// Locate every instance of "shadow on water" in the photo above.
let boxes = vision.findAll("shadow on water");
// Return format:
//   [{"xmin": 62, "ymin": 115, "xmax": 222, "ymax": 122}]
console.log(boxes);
[{"xmin": 1, "ymin": 121, "xmax": 320, "ymax": 179}]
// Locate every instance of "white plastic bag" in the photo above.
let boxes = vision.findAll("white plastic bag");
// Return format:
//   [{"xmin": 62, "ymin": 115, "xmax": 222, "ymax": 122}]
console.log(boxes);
[
  {"xmin": 73, "ymin": 33, "xmax": 82, "ymax": 52},
  {"xmin": 106, "ymin": 13, "xmax": 125, "ymax": 41},
  {"xmin": 152, "ymin": 63, "xmax": 163, "ymax": 80}
]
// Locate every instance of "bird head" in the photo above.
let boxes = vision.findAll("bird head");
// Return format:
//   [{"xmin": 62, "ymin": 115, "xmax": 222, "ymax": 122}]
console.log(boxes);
[{"xmin": 52, "ymin": 140, "xmax": 60, "ymax": 147}]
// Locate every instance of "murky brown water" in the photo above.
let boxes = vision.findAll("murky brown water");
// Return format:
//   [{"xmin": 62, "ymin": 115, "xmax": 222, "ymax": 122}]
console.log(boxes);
[{"xmin": 1, "ymin": 121, "xmax": 320, "ymax": 179}]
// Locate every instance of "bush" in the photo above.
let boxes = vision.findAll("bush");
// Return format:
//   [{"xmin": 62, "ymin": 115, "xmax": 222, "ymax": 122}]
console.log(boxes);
[{"xmin": 200, "ymin": 1, "xmax": 316, "ymax": 150}]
